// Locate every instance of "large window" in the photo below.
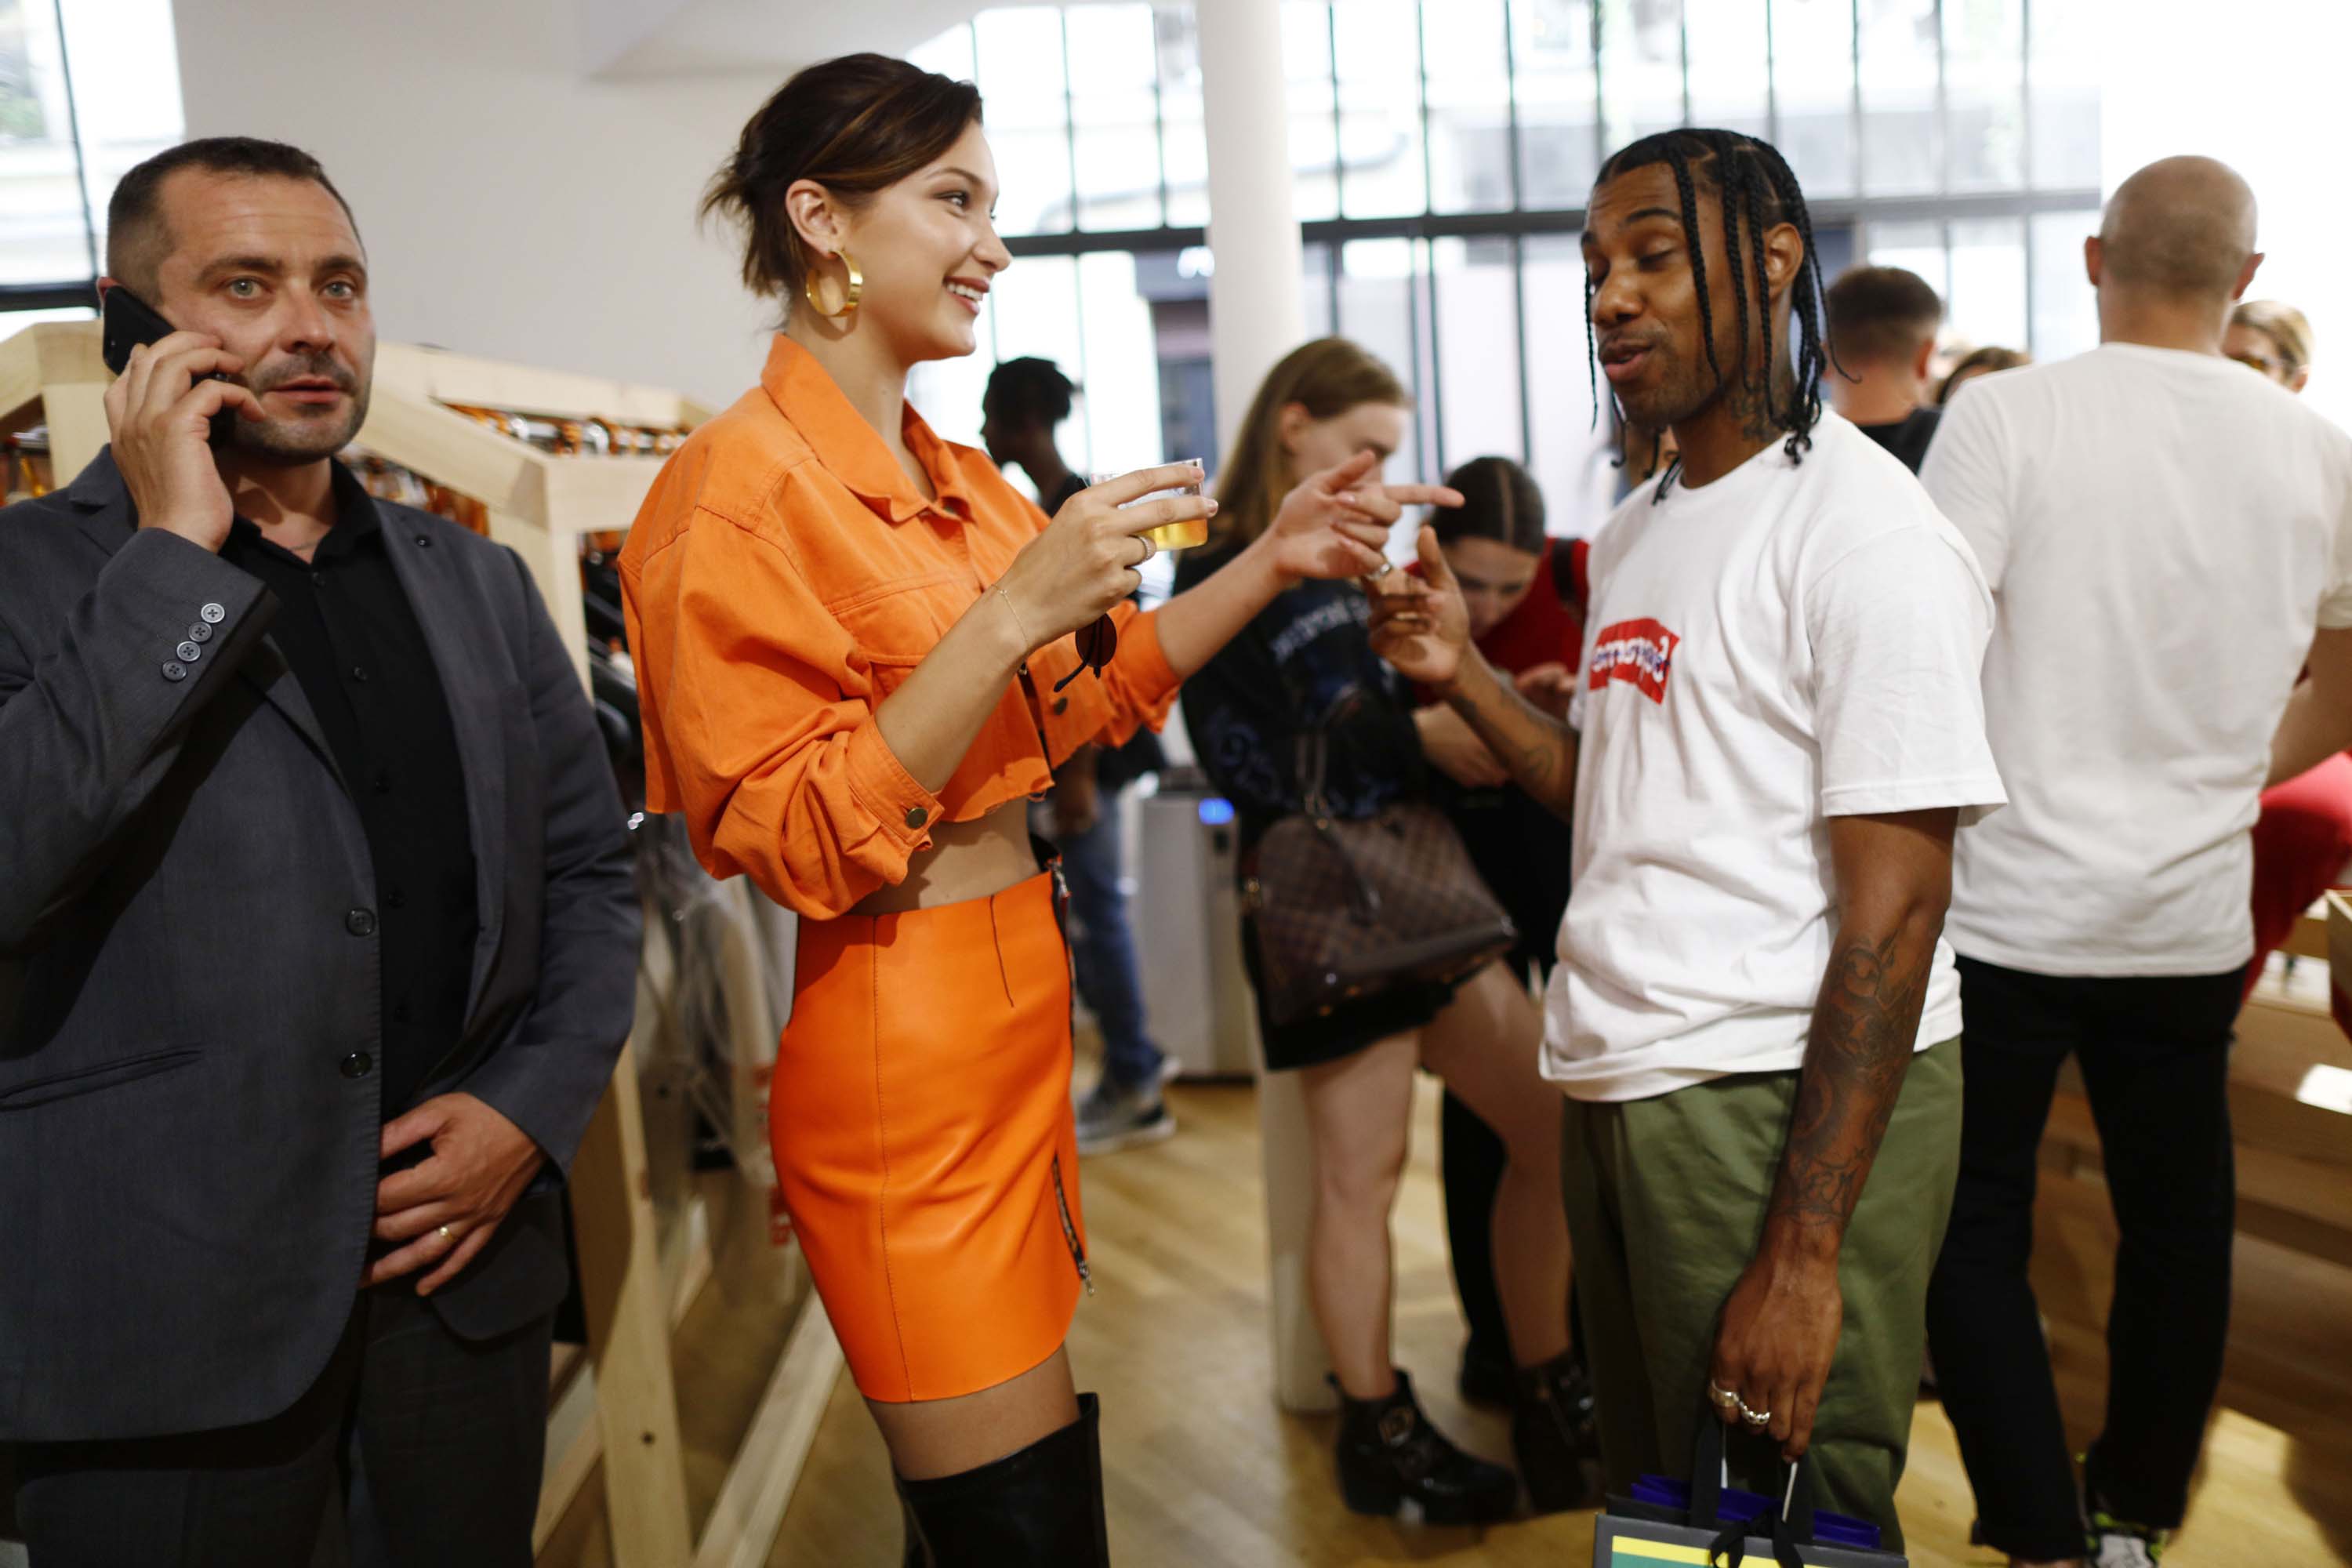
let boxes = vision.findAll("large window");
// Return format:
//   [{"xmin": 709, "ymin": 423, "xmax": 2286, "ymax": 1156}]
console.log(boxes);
[
  {"xmin": 0, "ymin": 0, "xmax": 185, "ymax": 327},
  {"xmin": 911, "ymin": 0, "xmax": 2100, "ymax": 532}
]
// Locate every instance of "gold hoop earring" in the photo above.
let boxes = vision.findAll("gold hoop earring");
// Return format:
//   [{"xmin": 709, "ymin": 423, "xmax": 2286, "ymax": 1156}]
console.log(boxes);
[{"xmin": 804, "ymin": 251, "xmax": 862, "ymax": 321}]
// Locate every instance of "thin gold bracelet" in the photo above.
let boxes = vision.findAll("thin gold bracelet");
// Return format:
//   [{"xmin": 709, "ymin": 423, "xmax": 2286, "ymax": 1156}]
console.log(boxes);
[{"xmin": 993, "ymin": 583, "xmax": 1036, "ymax": 659}]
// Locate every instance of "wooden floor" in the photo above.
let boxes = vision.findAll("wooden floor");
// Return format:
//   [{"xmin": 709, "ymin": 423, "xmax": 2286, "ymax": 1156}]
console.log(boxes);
[{"xmin": 546, "ymin": 1069, "xmax": 2352, "ymax": 1567}]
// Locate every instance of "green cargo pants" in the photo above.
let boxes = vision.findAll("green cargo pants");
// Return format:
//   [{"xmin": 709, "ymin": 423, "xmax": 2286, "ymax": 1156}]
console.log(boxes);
[{"xmin": 1560, "ymin": 1038, "xmax": 1962, "ymax": 1552}]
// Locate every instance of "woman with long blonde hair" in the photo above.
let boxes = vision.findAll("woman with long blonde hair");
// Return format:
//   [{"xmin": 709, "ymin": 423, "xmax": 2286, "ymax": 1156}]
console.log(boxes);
[{"xmin": 1177, "ymin": 339, "xmax": 1595, "ymax": 1523}]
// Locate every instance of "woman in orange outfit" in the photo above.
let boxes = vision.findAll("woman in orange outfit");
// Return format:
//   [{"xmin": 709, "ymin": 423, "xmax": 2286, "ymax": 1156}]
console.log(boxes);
[{"xmin": 619, "ymin": 54, "xmax": 1457, "ymax": 1563}]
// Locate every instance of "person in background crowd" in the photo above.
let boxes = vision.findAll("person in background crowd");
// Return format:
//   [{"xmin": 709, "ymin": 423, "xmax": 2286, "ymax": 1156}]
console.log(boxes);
[
  {"xmin": 1824, "ymin": 264, "xmax": 1946, "ymax": 472},
  {"xmin": 983, "ymin": 357, "xmax": 1177, "ymax": 1151},
  {"xmin": 1613, "ymin": 411, "xmax": 1679, "ymax": 503},
  {"xmin": 0, "ymin": 137, "xmax": 641, "ymax": 1566},
  {"xmin": 619, "ymin": 56, "xmax": 1426, "ymax": 1563},
  {"xmin": 1936, "ymin": 344, "xmax": 2031, "ymax": 406},
  {"xmin": 1178, "ymin": 339, "xmax": 1597, "ymax": 1524},
  {"xmin": 983, "ymin": 356, "xmax": 1087, "ymax": 513},
  {"xmin": 1921, "ymin": 158, "xmax": 2352, "ymax": 1568},
  {"xmin": 1374, "ymin": 128, "xmax": 2004, "ymax": 1552},
  {"xmin": 2227, "ymin": 298, "xmax": 2314, "ymax": 393},
  {"xmin": 2226, "ymin": 303, "xmax": 2352, "ymax": 999},
  {"xmin": 1407, "ymin": 456, "xmax": 1592, "ymax": 1411}
]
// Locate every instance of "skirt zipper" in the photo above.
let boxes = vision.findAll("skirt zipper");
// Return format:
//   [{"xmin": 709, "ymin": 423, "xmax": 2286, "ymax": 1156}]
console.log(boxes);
[{"xmin": 1051, "ymin": 1153, "xmax": 1094, "ymax": 1296}]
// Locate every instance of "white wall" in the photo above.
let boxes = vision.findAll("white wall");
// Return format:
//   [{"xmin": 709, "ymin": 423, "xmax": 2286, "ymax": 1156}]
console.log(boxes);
[
  {"xmin": 2103, "ymin": 0, "xmax": 2352, "ymax": 426},
  {"xmin": 171, "ymin": 0, "xmax": 796, "ymax": 411}
]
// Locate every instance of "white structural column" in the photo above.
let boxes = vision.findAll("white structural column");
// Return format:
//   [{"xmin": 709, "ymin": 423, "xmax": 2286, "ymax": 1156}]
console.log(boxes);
[
  {"xmin": 1195, "ymin": 0, "xmax": 1333, "ymax": 1417},
  {"xmin": 1198, "ymin": 0, "xmax": 1308, "ymax": 459}
]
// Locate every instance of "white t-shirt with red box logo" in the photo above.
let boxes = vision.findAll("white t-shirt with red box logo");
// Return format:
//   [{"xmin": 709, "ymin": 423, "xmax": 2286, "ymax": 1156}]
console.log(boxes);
[{"xmin": 1549, "ymin": 412, "xmax": 2007, "ymax": 1102}]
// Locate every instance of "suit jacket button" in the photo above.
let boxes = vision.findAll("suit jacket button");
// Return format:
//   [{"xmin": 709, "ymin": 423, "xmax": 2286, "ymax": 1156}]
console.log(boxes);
[
  {"xmin": 186, "ymin": 620, "xmax": 213, "ymax": 644},
  {"xmin": 340, "ymin": 1051, "xmax": 374, "ymax": 1079},
  {"xmin": 346, "ymin": 908, "xmax": 377, "ymax": 936},
  {"xmin": 162, "ymin": 660, "xmax": 187, "ymax": 681},
  {"xmin": 904, "ymin": 805, "xmax": 927, "ymax": 830},
  {"xmin": 176, "ymin": 641, "xmax": 203, "ymax": 662},
  {"xmin": 198, "ymin": 602, "xmax": 226, "ymax": 624}
]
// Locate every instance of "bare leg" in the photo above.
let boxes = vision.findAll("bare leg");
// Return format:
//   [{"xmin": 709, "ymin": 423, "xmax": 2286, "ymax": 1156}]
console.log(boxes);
[
  {"xmin": 1297, "ymin": 1031, "xmax": 1422, "ymax": 1400},
  {"xmin": 867, "ymin": 1348, "xmax": 1082, "ymax": 1480},
  {"xmin": 1418, "ymin": 960, "xmax": 1571, "ymax": 1369}
]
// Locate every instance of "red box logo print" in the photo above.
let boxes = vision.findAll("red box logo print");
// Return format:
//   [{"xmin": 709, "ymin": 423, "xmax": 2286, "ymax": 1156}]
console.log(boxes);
[{"xmin": 1587, "ymin": 619, "xmax": 1680, "ymax": 703}]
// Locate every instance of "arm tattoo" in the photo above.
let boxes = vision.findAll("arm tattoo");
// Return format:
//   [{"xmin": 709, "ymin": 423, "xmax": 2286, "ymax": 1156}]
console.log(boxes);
[
  {"xmin": 1445, "ymin": 669, "xmax": 1578, "ymax": 820},
  {"xmin": 1767, "ymin": 928, "xmax": 1932, "ymax": 1240}
]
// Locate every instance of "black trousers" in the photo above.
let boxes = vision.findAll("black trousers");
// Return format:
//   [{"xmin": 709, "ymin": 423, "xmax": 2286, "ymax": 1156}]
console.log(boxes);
[
  {"xmin": 15, "ymin": 1287, "xmax": 553, "ymax": 1568},
  {"xmin": 1441, "ymin": 1087, "xmax": 1512, "ymax": 1364},
  {"xmin": 1924, "ymin": 956, "xmax": 2241, "ymax": 1559}
]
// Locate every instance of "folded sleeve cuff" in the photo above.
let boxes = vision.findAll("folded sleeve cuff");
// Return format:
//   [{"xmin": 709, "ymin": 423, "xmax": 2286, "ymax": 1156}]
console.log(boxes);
[
  {"xmin": 1115, "ymin": 605, "xmax": 1182, "ymax": 728},
  {"xmin": 844, "ymin": 717, "xmax": 945, "ymax": 853}
]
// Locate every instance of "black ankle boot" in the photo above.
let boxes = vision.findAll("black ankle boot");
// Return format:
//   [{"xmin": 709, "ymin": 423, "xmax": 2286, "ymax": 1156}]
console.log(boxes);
[
  {"xmin": 1510, "ymin": 1349, "xmax": 1603, "ymax": 1514},
  {"xmin": 1333, "ymin": 1370, "xmax": 1519, "ymax": 1526},
  {"xmin": 897, "ymin": 1392, "xmax": 1110, "ymax": 1567}
]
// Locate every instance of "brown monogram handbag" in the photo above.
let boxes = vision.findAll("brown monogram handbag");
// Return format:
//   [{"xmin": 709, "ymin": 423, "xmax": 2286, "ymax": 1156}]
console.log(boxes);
[{"xmin": 1243, "ymin": 726, "xmax": 1518, "ymax": 1027}]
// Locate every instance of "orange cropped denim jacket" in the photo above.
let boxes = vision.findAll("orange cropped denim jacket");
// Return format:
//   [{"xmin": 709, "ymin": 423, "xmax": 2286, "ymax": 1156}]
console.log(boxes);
[{"xmin": 619, "ymin": 336, "xmax": 1179, "ymax": 920}]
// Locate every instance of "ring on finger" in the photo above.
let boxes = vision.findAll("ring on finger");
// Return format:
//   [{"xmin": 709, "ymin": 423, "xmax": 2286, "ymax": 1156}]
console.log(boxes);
[
  {"xmin": 436, "ymin": 1224, "xmax": 455, "ymax": 1243},
  {"xmin": 1708, "ymin": 1381, "xmax": 1741, "ymax": 1410},
  {"xmin": 1736, "ymin": 1397, "xmax": 1772, "ymax": 1427},
  {"xmin": 1134, "ymin": 535, "xmax": 1156, "ymax": 566}
]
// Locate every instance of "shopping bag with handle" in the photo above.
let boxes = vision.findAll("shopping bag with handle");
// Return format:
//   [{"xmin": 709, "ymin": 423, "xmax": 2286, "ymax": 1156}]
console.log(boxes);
[{"xmin": 1591, "ymin": 1406, "xmax": 1907, "ymax": 1567}]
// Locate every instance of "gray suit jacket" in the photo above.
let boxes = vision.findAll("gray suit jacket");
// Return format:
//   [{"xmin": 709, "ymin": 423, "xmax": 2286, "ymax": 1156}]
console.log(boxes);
[{"xmin": 0, "ymin": 452, "xmax": 641, "ymax": 1442}]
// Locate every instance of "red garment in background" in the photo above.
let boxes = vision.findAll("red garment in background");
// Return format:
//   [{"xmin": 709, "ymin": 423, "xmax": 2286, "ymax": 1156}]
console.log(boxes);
[
  {"xmin": 2244, "ymin": 752, "xmax": 2352, "ymax": 1000},
  {"xmin": 1408, "ymin": 536, "xmax": 1590, "ymax": 682}
]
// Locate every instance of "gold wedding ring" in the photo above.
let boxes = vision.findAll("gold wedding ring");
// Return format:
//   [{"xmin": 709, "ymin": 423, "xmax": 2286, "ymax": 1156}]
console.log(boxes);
[{"xmin": 437, "ymin": 1225, "xmax": 453, "ymax": 1241}]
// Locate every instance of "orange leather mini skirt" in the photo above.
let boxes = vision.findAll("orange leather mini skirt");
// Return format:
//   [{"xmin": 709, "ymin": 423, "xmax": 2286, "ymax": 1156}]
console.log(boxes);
[{"xmin": 773, "ymin": 868, "xmax": 1091, "ymax": 1403}]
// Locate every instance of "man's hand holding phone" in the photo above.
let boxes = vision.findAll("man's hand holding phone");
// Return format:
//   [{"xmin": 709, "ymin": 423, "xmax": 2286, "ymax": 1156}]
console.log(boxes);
[{"xmin": 102, "ymin": 329, "xmax": 265, "ymax": 554}]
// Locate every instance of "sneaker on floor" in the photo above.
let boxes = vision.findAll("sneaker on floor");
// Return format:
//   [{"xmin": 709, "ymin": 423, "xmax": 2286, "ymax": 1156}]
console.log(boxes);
[
  {"xmin": 1075, "ymin": 1076, "xmax": 1175, "ymax": 1155},
  {"xmin": 2089, "ymin": 1512, "xmax": 2167, "ymax": 1566},
  {"xmin": 2085, "ymin": 1472, "xmax": 2169, "ymax": 1566}
]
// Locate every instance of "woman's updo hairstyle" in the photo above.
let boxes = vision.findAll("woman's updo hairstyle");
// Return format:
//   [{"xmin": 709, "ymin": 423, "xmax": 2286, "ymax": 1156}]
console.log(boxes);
[
  {"xmin": 703, "ymin": 53, "xmax": 982, "ymax": 303},
  {"xmin": 1434, "ymin": 456, "xmax": 1546, "ymax": 554}
]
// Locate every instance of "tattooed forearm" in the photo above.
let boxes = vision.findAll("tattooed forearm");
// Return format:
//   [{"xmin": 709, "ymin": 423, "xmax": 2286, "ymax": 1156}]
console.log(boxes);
[
  {"xmin": 1766, "ymin": 927, "xmax": 1933, "ymax": 1247},
  {"xmin": 1444, "ymin": 655, "xmax": 1579, "ymax": 820}
]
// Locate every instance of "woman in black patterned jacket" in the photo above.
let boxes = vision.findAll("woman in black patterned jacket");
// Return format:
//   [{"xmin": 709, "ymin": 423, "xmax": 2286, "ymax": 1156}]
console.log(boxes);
[{"xmin": 1177, "ymin": 339, "xmax": 1595, "ymax": 1522}]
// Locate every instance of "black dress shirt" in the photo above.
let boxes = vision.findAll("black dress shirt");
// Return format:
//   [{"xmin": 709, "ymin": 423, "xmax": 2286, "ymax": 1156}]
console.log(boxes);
[{"xmin": 222, "ymin": 466, "xmax": 478, "ymax": 1117}]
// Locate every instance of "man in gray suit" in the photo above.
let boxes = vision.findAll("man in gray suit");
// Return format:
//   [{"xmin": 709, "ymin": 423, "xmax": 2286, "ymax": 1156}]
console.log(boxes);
[{"xmin": 0, "ymin": 137, "xmax": 640, "ymax": 1565}]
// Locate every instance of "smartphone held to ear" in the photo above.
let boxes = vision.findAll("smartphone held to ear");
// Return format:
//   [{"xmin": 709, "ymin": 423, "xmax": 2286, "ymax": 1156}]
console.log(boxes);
[{"xmin": 100, "ymin": 288, "xmax": 241, "ymax": 449}]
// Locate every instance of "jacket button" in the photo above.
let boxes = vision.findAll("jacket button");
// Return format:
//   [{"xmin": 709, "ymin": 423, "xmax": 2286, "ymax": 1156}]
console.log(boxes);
[
  {"xmin": 340, "ymin": 1051, "xmax": 374, "ymax": 1079},
  {"xmin": 198, "ymin": 602, "xmax": 225, "ymax": 624},
  {"xmin": 176, "ymin": 640, "xmax": 203, "ymax": 662},
  {"xmin": 415, "ymin": 534, "xmax": 433, "ymax": 547},
  {"xmin": 346, "ymin": 908, "xmax": 376, "ymax": 936},
  {"xmin": 904, "ymin": 805, "xmax": 927, "ymax": 830},
  {"xmin": 186, "ymin": 620, "xmax": 213, "ymax": 644},
  {"xmin": 162, "ymin": 661, "xmax": 187, "ymax": 682}
]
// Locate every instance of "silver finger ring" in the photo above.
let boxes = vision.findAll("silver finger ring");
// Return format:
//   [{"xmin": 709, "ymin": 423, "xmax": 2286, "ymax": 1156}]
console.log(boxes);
[
  {"xmin": 437, "ymin": 1225, "xmax": 453, "ymax": 1242},
  {"xmin": 1708, "ymin": 1381, "xmax": 1741, "ymax": 1410},
  {"xmin": 1737, "ymin": 1399, "xmax": 1772, "ymax": 1427}
]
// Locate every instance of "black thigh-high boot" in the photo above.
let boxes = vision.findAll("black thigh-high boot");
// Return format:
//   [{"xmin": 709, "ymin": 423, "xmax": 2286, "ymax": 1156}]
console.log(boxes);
[{"xmin": 896, "ymin": 1392, "xmax": 1109, "ymax": 1567}]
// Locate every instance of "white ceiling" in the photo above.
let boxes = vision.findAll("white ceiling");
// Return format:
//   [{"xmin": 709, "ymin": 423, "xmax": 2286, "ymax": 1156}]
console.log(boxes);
[{"xmin": 579, "ymin": 0, "xmax": 989, "ymax": 79}]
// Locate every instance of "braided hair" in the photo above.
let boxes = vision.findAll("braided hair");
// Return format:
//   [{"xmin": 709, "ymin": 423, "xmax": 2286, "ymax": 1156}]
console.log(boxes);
[{"xmin": 1583, "ymin": 129, "xmax": 1838, "ymax": 499}]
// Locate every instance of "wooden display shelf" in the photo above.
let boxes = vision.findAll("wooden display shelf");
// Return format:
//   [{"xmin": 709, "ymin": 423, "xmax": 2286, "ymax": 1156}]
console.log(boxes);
[{"xmin": 0, "ymin": 322, "xmax": 831, "ymax": 1568}]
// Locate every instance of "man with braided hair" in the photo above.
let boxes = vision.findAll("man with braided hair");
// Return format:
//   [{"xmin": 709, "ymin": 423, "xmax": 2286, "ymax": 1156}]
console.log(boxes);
[{"xmin": 1370, "ymin": 129, "xmax": 2005, "ymax": 1546}]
